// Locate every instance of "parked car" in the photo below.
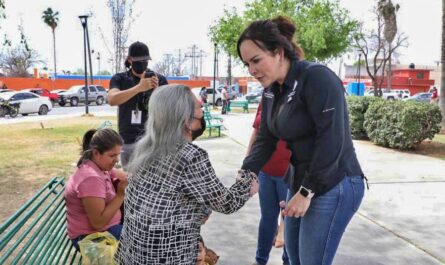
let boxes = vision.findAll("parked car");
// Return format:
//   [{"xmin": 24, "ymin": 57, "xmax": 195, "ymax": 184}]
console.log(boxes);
[
  {"xmin": 365, "ymin": 88, "xmax": 400, "ymax": 100},
  {"xmin": 58, "ymin": 85, "xmax": 108, "ymax": 107},
  {"xmin": 0, "ymin": 91, "xmax": 52, "ymax": 115},
  {"xmin": 245, "ymin": 86, "xmax": 263, "ymax": 103},
  {"xmin": 21, "ymin": 88, "xmax": 59, "ymax": 106},
  {"xmin": 191, "ymin": 87, "xmax": 222, "ymax": 106},
  {"xmin": 403, "ymin": 92, "xmax": 432, "ymax": 103},
  {"xmin": 52, "ymin": 89, "xmax": 67, "ymax": 95},
  {"xmin": 392, "ymin": 89, "xmax": 411, "ymax": 99},
  {"xmin": 0, "ymin": 89, "xmax": 13, "ymax": 93}
]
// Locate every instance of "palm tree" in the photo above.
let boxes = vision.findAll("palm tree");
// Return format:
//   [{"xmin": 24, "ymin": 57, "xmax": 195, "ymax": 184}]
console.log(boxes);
[
  {"xmin": 441, "ymin": 0, "xmax": 445, "ymax": 132},
  {"xmin": 42, "ymin": 7, "xmax": 59, "ymax": 78},
  {"xmin": 378, "ymin": 0, "xmax": 399, "ymax": 90}
]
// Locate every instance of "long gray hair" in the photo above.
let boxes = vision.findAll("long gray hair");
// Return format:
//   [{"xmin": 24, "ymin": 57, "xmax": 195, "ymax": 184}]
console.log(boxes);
[{"xmin": 127, "ymin": 84, "xmax": 195, "ymax": 174}]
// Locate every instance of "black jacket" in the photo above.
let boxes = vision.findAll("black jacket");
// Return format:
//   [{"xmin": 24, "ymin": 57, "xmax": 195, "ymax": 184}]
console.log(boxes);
[
  {"xmin": 242, "ymin": 60, "xmax": 363, "ymax": 195},
  {"xmin": 110, "ymin": 70, "xmax": 168, "ymax": 144}
]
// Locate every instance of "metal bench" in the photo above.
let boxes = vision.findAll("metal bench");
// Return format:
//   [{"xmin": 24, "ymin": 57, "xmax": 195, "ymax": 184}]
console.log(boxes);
[
  {"xmin": 227, "ymin": 100, "xmax": 249, "ymax": 113},
  {"xmin": 203, "ymin": 110, "xmax": 223, "ymax": 137},
  {"xmin": 0, "ymin": 177, "xmax": 82, "ymax": 265}
]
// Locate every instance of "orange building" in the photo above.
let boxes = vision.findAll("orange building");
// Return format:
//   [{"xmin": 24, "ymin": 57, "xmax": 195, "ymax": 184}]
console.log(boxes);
[
  {"xmin": 379, "ymin": 68, "xmax": 435, "ymax": 94},
  {"xmin": 0, "ymin": 77, "xmax": 209, "ymax": 91}
]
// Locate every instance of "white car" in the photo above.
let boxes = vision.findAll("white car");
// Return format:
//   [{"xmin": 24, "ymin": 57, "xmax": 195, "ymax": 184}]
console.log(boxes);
[
  {"xmin": 0, "ymin": 91, "xmax": 53, "ymax": 116},
  {"xmin": 191, "ymin": 87, "xmax": 223, "ymax": 106},
  {"xmin": 365, "ymin": 89, "xmax": 401, "ymax": 100}
]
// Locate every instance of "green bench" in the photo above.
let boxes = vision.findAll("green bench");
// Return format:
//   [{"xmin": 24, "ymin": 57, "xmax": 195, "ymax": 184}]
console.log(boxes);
[
  {"xmin": 0, "ymin": 177, "xmax": 82, "ymax": 264},
  {"xmin": 226, "ymin": 100, "xmax": 249, "ymax": 113},
  {"xmin": 203, "ymin": 110, "xmax": 223, "ymax": 137}
]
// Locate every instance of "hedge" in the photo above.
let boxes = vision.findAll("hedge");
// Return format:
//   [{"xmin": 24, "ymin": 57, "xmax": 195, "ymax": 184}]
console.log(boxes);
[
  {"xmin": 363, "ymin": 100, "xmax": 441, "ymax": 150},
  {"xmin": 346, "ymin": 96, "xmax": 384, "ymax": 139}
]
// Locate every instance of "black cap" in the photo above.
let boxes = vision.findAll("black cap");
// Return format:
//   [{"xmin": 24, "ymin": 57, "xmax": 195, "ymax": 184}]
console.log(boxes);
[{"xmin": 128, "ymin": 41, "xmax": 151, "ymax": 61}]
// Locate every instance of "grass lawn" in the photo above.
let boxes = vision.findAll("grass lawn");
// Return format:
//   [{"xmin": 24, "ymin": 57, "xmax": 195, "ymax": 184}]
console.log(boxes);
[
  {"xmin": 0, "ymin": 116, "xmax": 224, "ymax": 222},
  {"xmin": 414, "ymin": 133, "xmax": 445, "ymax": 160},
  {"xmin": 0, "ymin": 116, "xmax": 118, "ymax": 222}
]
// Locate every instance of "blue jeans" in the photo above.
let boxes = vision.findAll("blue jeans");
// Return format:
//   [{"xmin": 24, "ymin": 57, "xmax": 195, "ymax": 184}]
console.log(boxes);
[
  {"xmin": 71, "ymin": 224, "xmax": 123, "ymax": 251},
  {"xmin": 284, "ymin": 176, "xmax": 364, "ymax": 265},
  {"xmin": 256, "ymin": 171, "xmax": 289, "ymax": 265}
]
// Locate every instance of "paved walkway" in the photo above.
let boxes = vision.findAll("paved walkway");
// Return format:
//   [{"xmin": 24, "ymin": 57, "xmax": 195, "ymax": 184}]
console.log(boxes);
[{"xmin": 196, "ymin": 111, "xmax": 445, "ymax": 265}]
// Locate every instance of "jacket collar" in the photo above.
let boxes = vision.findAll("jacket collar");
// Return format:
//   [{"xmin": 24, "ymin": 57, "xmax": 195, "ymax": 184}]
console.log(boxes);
[{"xmin": 270, "ymin": 59, "xmax": 304, "ymax": 94}]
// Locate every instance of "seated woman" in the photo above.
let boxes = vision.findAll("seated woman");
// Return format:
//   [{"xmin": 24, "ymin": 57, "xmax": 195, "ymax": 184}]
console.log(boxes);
[
  {"xmin": 116, "ymin": 84, "xmax": 258, "ymax": 264},
  {"xmin": 64, "ymin": 128, "xmax": 128, "ymax": 250}
]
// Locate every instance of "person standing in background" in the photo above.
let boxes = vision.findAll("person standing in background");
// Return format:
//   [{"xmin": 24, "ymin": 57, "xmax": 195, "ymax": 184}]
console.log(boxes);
[{"xmin": 108, "ymin": 41, "xmax": 168, "ymax": 169}]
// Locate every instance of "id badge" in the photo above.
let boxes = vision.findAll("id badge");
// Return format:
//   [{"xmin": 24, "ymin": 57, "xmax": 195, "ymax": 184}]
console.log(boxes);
[{"xmin": 131, "ymin": 110, "xmax": 142, "ymax": 125}]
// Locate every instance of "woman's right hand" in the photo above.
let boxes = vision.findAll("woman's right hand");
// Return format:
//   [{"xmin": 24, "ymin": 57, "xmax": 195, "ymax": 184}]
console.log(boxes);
[{"xmin": 117, "ymin": 179, "xmax": 128, "ymax": 196}]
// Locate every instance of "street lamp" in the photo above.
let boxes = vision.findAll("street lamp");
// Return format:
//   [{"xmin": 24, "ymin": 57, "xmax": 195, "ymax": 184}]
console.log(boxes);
[
  {"xmin": 212, "ymin": 43, "xmax": 217, "ymax": 108},
  {"xmin": 355, "ymin": 52, "xmax": 362, "ymax": 95},
  {"xmin": 79, "ymin": 15, "xmax": 90, "ymax": 115}
]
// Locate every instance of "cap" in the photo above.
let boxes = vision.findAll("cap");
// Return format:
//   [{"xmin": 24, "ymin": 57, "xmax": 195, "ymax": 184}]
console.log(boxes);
[{"xmin": 128, "ymin": 41, "xmax": 151, "ymax": 61}]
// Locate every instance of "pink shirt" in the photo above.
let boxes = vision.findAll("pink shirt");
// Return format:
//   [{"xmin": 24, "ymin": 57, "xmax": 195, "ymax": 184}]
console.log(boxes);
[{"xmin": 64, "ymin": 160, "xmax": 122, "ymax": 239}]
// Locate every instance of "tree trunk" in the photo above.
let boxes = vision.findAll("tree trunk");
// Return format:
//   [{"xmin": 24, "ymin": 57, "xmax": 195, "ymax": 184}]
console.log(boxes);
[
  {"xmin": 227, "ymin": 56, "xmax": 232, "ymax": 87},
  {"xmin": 387, "ymin": 42, "xmax": 392, "ymax": 89},
  {"xmin": 52, "ymin": 29, "xmax": 57, "ymax": 78},
  {"xmin": 441, "ymin": 0, "xmax": 445, "ymax": 133}
]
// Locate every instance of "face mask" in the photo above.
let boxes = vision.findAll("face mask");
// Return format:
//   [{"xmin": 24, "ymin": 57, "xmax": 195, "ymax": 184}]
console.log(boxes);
[
  {"xmin": 132, "ymin": 61, "xmax": 148, "ymax": 75},
  {"xmin": 192, "ymin": 116, "xmax": 206, "ymax": 141}
]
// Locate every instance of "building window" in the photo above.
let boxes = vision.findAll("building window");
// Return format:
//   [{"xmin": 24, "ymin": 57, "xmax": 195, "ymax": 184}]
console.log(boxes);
[{"xmin": 416, "ymin": 72, "xmax": 424, "ymax": 79}]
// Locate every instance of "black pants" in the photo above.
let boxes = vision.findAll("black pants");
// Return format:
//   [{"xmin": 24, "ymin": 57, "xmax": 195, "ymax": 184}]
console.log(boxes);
[{"xmin": 222, "ymin": 99, "xmax": 228, "ymax": 114}]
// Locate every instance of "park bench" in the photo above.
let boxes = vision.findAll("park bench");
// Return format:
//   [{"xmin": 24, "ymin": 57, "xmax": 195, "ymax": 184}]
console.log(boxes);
[
  {"xmin": 226, "ymin": 100, "xmax": 249, "ymax": 113},
  {"xmin": 203, "ymin": 110, "xmax": 223, "ymax": 137},
  {"xmin": 0, "ymin": 177, "xmax": 82, "ymax": 264}
]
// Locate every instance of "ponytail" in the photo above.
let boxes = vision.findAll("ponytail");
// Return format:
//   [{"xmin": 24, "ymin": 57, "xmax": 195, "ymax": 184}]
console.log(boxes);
[{"xmin": 77, "ymin": 128, "xmax": 123, "ymax": 167}]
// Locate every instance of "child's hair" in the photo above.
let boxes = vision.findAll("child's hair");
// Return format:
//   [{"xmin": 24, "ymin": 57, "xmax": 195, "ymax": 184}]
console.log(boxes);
[{"xmin": 77, "ymin": 128, "xmax": 123, "ymax": 167}]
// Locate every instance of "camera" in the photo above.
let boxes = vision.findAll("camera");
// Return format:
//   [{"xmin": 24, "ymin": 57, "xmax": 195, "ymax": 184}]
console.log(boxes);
[{"xmin": 146, "ymin": 70, "xmax": 155, "ymax": 78}]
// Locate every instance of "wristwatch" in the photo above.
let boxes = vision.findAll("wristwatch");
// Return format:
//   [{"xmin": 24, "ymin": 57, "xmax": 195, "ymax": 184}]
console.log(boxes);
[{"xmin": 298, "ymin": 186, "xmax": 315, "ymax": 198}]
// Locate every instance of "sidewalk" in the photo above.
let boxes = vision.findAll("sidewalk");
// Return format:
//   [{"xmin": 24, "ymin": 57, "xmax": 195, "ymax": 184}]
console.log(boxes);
[{"xmin": 196, "ymin": 112, "xmax": 445, "ymax": 265}]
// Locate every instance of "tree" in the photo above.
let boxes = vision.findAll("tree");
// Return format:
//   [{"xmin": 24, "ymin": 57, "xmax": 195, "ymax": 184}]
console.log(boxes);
[
  {"xmin": 378, "ymin": 0, "xmax": 399, "ymax": 89},
  {"xmin": 209, "ymin": 7, "xmax": 243, "ymax": 84},
  {"xmin": 0, "ymin": 47, "xmax": 41, "ymax": 76},
  {"xmin": 0, "ymin": 22, "xmax": 43, "ymax": 77},
  {"xmin": 106, "ymin": 0, "xmax": 136, "ymax": 74},
  {"xmin": 153, "ymin": 53, "xmax": 176, "ymax": 77},
  {"xmin": 209, "ymin": 0, "xmax": 358, "ymax": 63},
  {"xmin": 42, "ymin": 7, "xmax": 59, "ymax": 78},
  {"xmin": 353, "ymin": 4, "xmax": 407, "ymax": 96},
  {"xmin": 441, "ymin": 0, "xmax": 445, "ymax": 131}
]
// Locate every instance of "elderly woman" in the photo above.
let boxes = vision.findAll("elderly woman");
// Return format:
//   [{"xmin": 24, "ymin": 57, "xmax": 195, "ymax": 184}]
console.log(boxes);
[{"xmin": 116, "ymin": 84, "xmax": 258, "ymax": 264}]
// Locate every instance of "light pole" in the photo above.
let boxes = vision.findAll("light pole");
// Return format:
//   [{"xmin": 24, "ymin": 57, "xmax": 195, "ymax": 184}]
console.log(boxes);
[
  {"xmin": 213, "ymin": 43, "xmax": 217, "ymax": 108},
  {"xmin": 79, "ymin": 15, "xmax": 93, "ymax": 115}
]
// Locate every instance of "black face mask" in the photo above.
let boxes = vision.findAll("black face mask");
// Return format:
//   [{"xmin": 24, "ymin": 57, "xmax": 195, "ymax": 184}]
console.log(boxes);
[
  {"xmin": 132, "ymin": 61, "xmax": 148, "ymax": 75},
  {"xmin": 192, "ymin": 117, "xmax": 206, "ymax": 141}
]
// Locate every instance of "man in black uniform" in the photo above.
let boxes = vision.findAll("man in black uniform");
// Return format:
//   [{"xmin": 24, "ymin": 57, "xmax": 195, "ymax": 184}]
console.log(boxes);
[{"xmin": 108, "ymin": 41, "xmax": 168, "ymax": 169}]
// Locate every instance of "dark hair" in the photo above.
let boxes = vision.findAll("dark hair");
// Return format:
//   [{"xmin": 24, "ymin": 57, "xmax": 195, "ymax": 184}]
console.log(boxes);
[
  {"xmin": 124, "ymin": 57, "xmax": 131, "ymax": 68},
  {"xmin": 77, "ymin": 128, "xmax": 123, "ymax": 167},
  {"xmin": 237, "ymin": 16, "xmax": 304, "ymax": 62}
]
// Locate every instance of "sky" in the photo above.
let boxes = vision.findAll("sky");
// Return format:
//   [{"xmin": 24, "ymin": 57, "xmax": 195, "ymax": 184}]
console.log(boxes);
[{"xmin": 0, "ymin": 0, "xmax": 442, "ymax": 78}]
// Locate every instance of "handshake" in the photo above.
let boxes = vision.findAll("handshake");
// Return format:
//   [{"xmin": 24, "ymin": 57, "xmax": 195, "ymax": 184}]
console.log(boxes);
[{"xmin": 236, "ymin": 170, "xmax": 259, "ymax": 196}]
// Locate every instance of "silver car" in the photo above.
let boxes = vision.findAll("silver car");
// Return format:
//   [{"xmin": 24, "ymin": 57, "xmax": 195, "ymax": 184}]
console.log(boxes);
[{"xmin": 58, "ymin": 85, "xmax": 108, "ymax": 107}]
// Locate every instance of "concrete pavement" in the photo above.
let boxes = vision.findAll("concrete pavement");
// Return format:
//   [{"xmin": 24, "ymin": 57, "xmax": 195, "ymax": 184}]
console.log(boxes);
[{"xmin": 196, "ymin": 111, "xmax": 445, "ymax": 265}]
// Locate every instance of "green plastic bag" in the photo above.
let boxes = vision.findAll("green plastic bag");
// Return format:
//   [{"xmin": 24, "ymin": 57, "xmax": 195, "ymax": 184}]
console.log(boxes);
[{"xmin": 78, "ymin": 231, "xmax": 118, "ymax": 265}]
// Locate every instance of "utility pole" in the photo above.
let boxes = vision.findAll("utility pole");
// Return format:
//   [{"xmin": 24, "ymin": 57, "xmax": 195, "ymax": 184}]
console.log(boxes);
[
  {"xmin": 185, "ymin": 44, "xmax": 203, "ymax": 78},
  {"xmin": 164, "ymin": 53, "xmax": 173, "ymax": 76}
]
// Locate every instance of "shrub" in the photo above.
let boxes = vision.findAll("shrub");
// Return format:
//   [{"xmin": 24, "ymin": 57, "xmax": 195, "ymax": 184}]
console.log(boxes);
[
  {"xmin": 346, "ymin": 96, "xmax": 384, "ymax": 139},
  {"xmin": 363, "ymin": 100, "xmax": 442, "ymax": 150}
]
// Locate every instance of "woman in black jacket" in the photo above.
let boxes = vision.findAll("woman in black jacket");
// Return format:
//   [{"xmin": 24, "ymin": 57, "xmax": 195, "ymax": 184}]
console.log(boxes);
[{"xmin": 238, "ymin": 16, "xmax": 365, "ymax": 265}]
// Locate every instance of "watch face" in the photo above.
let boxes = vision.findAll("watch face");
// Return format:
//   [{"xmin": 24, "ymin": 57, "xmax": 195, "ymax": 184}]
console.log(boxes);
[{"xmin": 300, "ymin": 187, "xmax": 309, "ymax": 197}]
